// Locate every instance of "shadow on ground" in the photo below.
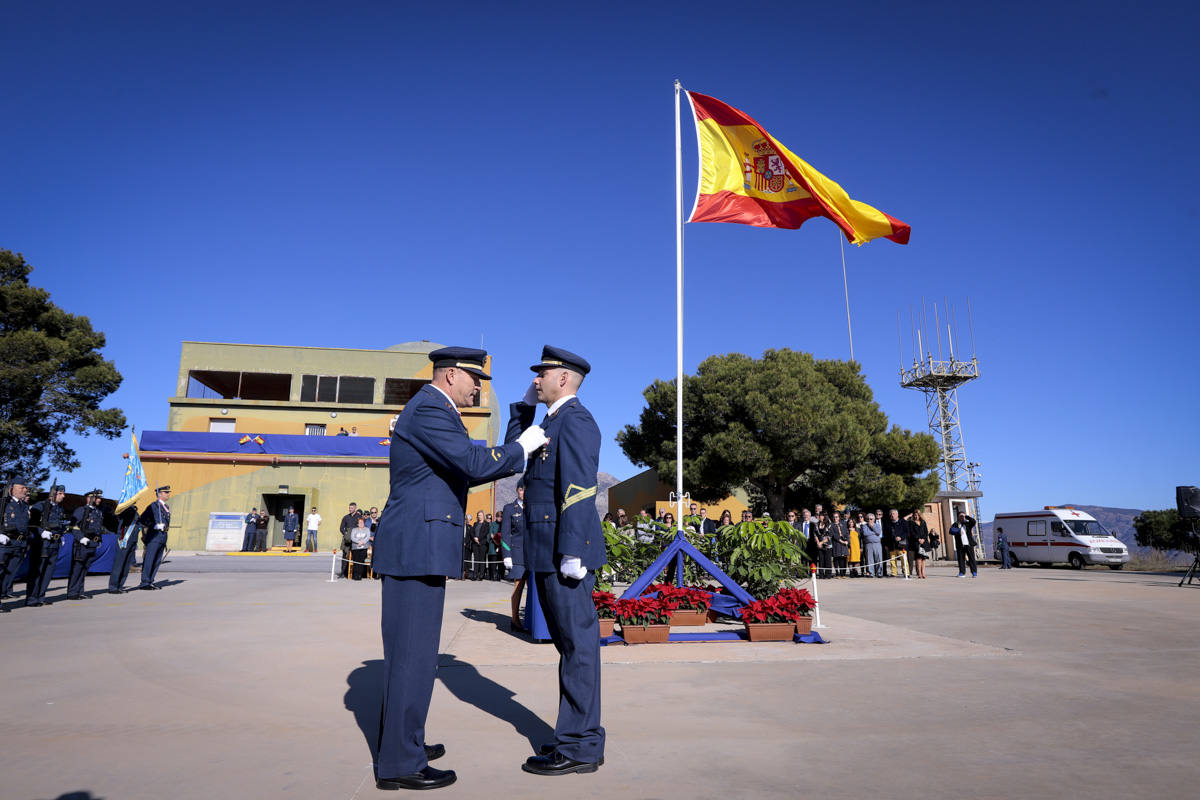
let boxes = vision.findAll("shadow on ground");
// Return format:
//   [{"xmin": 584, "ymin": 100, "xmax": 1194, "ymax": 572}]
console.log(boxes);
[
  {"xmin": 460, "ymin": 607, "xmax": 528, "ymax": 639},
  {"xmin": 343, "ymin": 656, "xmax": 554, "ymax": 763}
]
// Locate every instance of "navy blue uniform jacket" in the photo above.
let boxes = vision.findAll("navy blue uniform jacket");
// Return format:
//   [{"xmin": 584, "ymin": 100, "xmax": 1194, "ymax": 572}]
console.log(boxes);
[
  {"xmin": 505, "ymin": 398, "xmax": 605, "ymax": 572},
  {"xmin": 373, "ymin": 384, "xmax": 526, "ymax": 578},
  {"xmin": 499, "ymin": 500, "xmax": 525, "ymax": 567}
]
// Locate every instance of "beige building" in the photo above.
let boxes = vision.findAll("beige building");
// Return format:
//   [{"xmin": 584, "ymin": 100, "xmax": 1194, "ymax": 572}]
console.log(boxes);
[
  {"xmin": 607, "ymin": 468, "xmax": 750, "ymax": 522},
  {"xmin": 138, "ymin": 341, "xmax": 503, "ymax": 550}
]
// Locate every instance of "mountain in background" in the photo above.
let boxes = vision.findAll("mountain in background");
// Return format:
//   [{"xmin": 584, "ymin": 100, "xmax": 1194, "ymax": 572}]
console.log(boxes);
[
  {"xmin": 979, "ymin": 503, "xmax": 1146, "ymax": 553},
  {"xmin": 493, "ymin": 472, "xmax": 620, "ymax": 518}
]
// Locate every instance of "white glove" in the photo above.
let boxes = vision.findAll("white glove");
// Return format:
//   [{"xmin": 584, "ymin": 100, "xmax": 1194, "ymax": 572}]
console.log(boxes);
[
  {"xmin": 559, "ymin": 555, "xmax": 587, "ymax": 580},
  {"xmin": 80, "ymin": 537, "xmax": 91, "ymax": 546},
  {"xmin": 522, "ymin": 382, "xmax": 539, "ymax": 406},
  {"xmin": 389, "ymin": 414, "xmax": 398, "ymax": 433},
  {"xmin": 0, "ymin": 534, "xmax": 9, "ymax": 545},
  {"xmin": 503, "ymin": 557, "xmax": 513, "ymax": 569},
  {"xmin": 41, "ymin": 530, "xmax": 52, "ymax": 540},
  {"xmin": 155, "ymin": 523, "xmax": 165, "ymax": 531},
  {"xmin": 516, "ymin": 425, "xmax": 549, "ymax": 457}
]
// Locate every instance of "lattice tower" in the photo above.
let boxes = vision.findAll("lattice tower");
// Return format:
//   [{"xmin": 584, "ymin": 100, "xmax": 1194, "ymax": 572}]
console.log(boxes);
[{"xmin": 900, "ymin": 356, "xmax": 979, "ymax": 491}]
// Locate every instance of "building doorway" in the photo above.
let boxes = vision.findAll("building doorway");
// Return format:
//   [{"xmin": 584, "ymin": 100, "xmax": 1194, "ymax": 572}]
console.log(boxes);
[{"xmin": 262, "ymin": 493, "xmax": 306, "ymax": 548}]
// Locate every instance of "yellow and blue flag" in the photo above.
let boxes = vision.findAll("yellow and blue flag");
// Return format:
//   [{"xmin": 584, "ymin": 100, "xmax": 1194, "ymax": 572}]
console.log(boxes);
[{"xmin": 115, "ymin": 430, "xmax": 153, "ymax": 514}]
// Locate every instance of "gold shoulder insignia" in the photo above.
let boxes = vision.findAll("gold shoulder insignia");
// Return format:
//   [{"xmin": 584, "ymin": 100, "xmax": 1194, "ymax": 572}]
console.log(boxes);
[
  {"xmin": 561, "ymin": 483, "xmax": 597, "ymax": 513},
  {"xmin": 490, "ymin": 448, "xmax": 501, "ymax": 462}
]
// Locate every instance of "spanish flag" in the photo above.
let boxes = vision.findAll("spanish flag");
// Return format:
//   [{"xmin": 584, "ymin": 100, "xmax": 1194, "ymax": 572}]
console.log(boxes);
[{"xmin": 686, "ymin": 91, "xmax": 910, "ymax": 245}]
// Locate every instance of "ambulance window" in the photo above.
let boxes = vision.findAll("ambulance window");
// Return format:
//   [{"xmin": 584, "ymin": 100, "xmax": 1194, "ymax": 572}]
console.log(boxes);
[
  {"xmin": 1051, "ymin": 521, "xmax": 1066, "ymax": 534},
  {"xmin": 1027, "ymin": 520, "xmax": 1046, "ymax": 537}
]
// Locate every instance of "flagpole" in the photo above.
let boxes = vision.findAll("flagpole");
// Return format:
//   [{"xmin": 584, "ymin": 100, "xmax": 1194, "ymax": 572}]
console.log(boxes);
[
  {"xmin": 674, "ymin": 79, "xmax": 685, "ymax": 533},
  {"xmin": 839, "ymin": 232, "xmax": 854, "ymax": 361}
]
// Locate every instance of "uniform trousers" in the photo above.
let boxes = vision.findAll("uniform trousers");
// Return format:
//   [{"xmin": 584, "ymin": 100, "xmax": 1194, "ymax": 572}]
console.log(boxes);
[
  {"xmin": 109, "ymin": 538, "xmax": 139, "ymax": 591},
  {"xmin": 242, "ymin": 528, "xmax": 256, "ymax": 552},
  {"xmin": 377, "ymin": 574, "xmax": 446, "ymax": 777},
  {"xmin": 956, "ymin": 542, "xmax": 978, "ymax": 576},
  {"xmin": 534, "ymin": 570, "xmax": 605, "ymax": 763},
  {"xmin": 68, "ymin": 545, "xmax": 99, "ymax": 597},
  {"xmin": 998, "ymin": 543, "xmax": 1011, "ymax": 568},
  {"xmin": 1, "ymin": 541, "xmax": 26, "ymax": 596},
  {"xmin": 27, "ymin": 540, "xmax": 61, "ymax": 602},
  {"xmin": 140, "ymin": 533, "xmax": 167, "ymax": 587}
]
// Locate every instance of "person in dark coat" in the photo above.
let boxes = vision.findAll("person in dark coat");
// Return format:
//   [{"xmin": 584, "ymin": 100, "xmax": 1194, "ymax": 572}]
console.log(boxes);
[
  {"xmin": 830, "ymin": 511, "xmax": 850, "ymax": 577},
  {"xmin": 507, "ymin": 345, "xmax": 606, "ymax": 777},
  {"xmin": 908, "ymin": 509, "xmax": 931, "ymax": 579},
  {"xmin": 884, "ymin": 509, "xmax": 910, "ymax": 577},
  {"xmin": 0, "ymin": 477, "xmax": 32, "ymax": 609},
  {"xmin": 370, "ymin": 346, "xmax": 545, "ymax": 791},
  {"xmin": 951, "ymin": 511, "xmax": 979, "ymax": 577},
  {"xmin": 500, "ymin": 484, "xmax": 528, "ymax": 631},
  {"xmin": 67, "ymin": 489, "xmax": 105, "ymax": 599},
  {"xmin": 27, "ymin": 484, "xmax": 68, "ymax": 606},
  {"xmin": 254, "ymin": 508, "xmax": 269, "ymax": 553},
  {"xmin": 242, "ymin": 508, "xmax": 259, "ymax": 552},
  {"xmin": 470, "ymin": 511, "xmax": 489, "ymax": 580},
  {"xmin": 137, "ymin": 486, "xmax": 171, "ymax": 590},
  {"xmin": 282, "ymin": 506, "xmax": 299, "ymax": 552},
  {"xmin": 108, "ymin": 505, "xmax": 141, "ymax": 594},
  {"xmin": 339, "ymin": 503, "xmax": 357, "ymax": 576}
]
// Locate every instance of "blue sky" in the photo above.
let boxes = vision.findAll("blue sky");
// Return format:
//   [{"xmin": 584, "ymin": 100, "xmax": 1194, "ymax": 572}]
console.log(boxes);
[{"xmin": 3, "ymin": 1, "xmax": 1198, "ymax": 517}]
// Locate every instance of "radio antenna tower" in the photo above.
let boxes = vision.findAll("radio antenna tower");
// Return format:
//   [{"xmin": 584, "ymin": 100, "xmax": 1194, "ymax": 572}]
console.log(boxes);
[{"xmin": 898, "ymin": 298, "xmax": 980, "ymax": 492}]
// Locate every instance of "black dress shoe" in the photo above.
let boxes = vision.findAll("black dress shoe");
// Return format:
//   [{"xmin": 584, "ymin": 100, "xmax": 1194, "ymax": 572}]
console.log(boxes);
[
  {"xmin": 376, "ymin": 766, "xmax": 456, "ymax": 790},
  {"xmin": 107, "ymin": 589, "xmax": 123, "ymax": 594},
  {"xmin": 26, "ymin": 600, "xmax": 43, "ymax": 607},
  {"xmin": 522, "ymin": 752, "xmax": 602, "ymax": 776},
  {"xmin": 66, "ymin": 595, "xmax": 83, "ymax": 600},
  {"xmin": 424, "ymin": 743, "xmax": 445, "ymax": 761},
  {"xmin": 536, "ymin": 743, "xmax": 605, "ymax": 763}
]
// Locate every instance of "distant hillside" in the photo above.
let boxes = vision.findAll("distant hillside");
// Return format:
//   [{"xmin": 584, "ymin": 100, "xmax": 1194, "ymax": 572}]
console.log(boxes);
[
  {"xmin": 979, "ymin": 503, "xmax": 1145, "ymax": 553},
  {"xmin": 494, "ymin": 472, "xmax": 620, "ymax": 518}
]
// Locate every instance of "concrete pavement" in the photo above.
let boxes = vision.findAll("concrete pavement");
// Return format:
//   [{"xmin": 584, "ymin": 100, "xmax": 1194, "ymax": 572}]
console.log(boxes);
[{"xmin": 1, "ymin": 564, "xmax": 1197, "ymax": 799}]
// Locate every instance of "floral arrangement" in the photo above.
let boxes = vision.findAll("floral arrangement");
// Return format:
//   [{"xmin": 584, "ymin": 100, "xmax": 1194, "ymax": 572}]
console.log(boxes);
[
  {"xmin": 613, "ymin": 596, "xmax": 672, "ymax": 630},
  {"xmin": 739, "ymin": 588, "xmax": 818, "ymax": 623},
  {"xmin": 647, "ymin": 583, "xmax": 713, "ymax": 612},
  {"xmin": 592, "ymin": 590, "xmax": 617, "ymax": 620}
]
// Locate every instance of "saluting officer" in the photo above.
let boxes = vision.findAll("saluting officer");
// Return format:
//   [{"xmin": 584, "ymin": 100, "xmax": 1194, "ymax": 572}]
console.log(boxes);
[
  {"xmin": 508, "ymin": 346, "xmax": 606, "ymax": 776},
  {"xmin": 67, "ymin": 489, "xmax": 105, "ymax": 599},
  {"xmin": 137, "ymin": 485, "xmax": 171, "ymax": 590},
  {"xmin": 108, "ymin": 505, "xmax": 141, "ymax": 594},
  {"xmin": 1, "ymin": 477, "xmax": 33, "ymax": 610},
  {"xmin": 371, "ymin": 347, "xmax": 547, "ymax": 791},
  {"xmin": 27, "ymin": 484, "xmax": 69, "ymax": 607}
]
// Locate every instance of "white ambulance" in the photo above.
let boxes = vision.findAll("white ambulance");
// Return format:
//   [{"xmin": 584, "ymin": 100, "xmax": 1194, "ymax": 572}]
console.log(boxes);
[{"xmin": 991, "ymin": 506, "xmax": 1130, "ymax": 570}]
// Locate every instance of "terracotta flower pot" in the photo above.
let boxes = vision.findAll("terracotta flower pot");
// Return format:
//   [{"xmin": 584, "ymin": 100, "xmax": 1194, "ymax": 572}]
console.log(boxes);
[
  {"xmin": 619, "ymin": 623, "xmax": 670, "ymax": 644},
  {"xmin": 598, "ymin": 618, "xmax": 615, "ymax": 637},
  {"xmin": 743, "ymin": 622, "xmax": 795, "ymax": 642},
  {"xmin": 668, "ymin": 608, "xmax": 707, "ymax": 627},
  {"xmin": 793, "ymin": 616, "xmax": 813, "ymax": 636}
]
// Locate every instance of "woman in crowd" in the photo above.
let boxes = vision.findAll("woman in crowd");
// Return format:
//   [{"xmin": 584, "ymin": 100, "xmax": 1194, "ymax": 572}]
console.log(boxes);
[
  {"xmin": 815, "ymin": 512, "xmax": 833, "ymax": 577},
  {"xmin": 859, "ymin": 512, "xmax": 884, "ymax": 578},
  {"xmin": 718, "ymin": 510, "xmax": 733, "ymax": 527},
  {"xmin": 602, "ymin": 512, "xmax": 614, "ymax": 524},
  {"xmin": 350, "ymin": 515, "xmax": 371, "ymax": 580},
  {"xmin": 661, "ymin": 512, "xmax": 676, "ymax": 530},
  {"xmin": 908, "ymin": 509, "xmax": 930, "ymax": 579},
  {"xmin": 831, "ymin": 511, "xmax": 850, "ymax": 577},
  {"xmin": 848, "ymin": 511, "xmax": 864, "ymax": 576}
]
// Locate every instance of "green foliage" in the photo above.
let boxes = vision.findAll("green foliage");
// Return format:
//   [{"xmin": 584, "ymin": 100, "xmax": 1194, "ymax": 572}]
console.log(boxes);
[
  {"xmin": 714, "ymin": 519, "xmax": 809, "ymax": 599},
  {"xmin": 616, "ymin": 348, "xmax": 940, "ymax": 516},
  {"xmin": 0, "ymin": 250, "xmax": 126, "ymax": 483},
  {"xmin": 1132, "ymin": 509, "xmax": 1197, "ymax": 553}
]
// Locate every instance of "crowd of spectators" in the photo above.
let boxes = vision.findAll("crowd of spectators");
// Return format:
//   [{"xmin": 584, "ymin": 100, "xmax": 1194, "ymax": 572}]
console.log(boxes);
[{"xmin": 461, "ymin": 511, "xmax": 504, "ymax": 581}]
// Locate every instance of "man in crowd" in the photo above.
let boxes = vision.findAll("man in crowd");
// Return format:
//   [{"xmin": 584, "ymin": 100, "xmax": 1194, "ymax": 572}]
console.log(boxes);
[
  {"xmin": 27, "ymin": 483, "xmax": 68, "ymax": 607},
  {"xmin": 0, "ymin": 477, "xmax": 31, "ymax": 610},
  {"xmin": 741, "ymin": 510, "xmax": 753, "ymax": 523},
  {"xmin": 951, "ymin": 510, "xmax": 979, "ymax": 577},
  {"xmin": 137, "ymin": 485, "xmax": 171, "ymax": 590},
  {"xmin": 508, "ymin": 345, "xmax": 606, "ymax": 777},
  {"xmin": 340, "ymin": 502, "xmax": 358, "ymax": 577},
  {"xmin": 371, "ymin": 346, "xmax": 546, "ymax": 791},
  {"xmin": 243, "ymin": 508, "xmax": 259, "ymax": 552},
  {"xmin": 254, "ymin": 508, "xmax": 269, "ymax": 552},
  {"xmin": 67, "ymin": 489, "xmax": 105, "ymax": 599},
  {"xmin": 305, "ymin": 506, "xmax": 321, "ymax": 553},
  {"xmin": 885, "ymin": 509, "xmax": 910, "ymax": 578},
  {"xmin": 861, "ymin": 512, "xmax": 884, "ymax": 577},
  {"xmin": 471, "ymin": 510, "xmax": 489, "ymax": 580}
]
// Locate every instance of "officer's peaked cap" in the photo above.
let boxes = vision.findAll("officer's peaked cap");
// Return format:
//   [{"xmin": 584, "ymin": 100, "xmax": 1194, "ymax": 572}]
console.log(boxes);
[
  {"xmin": 530, "ymin": 345, "xmax": 591, "ymax": 376},
  {"xmin": 429, "ymin": 347, "xmax": 491, "ymax": 380},
  {"xmin": 8, "ymin": 476, "xmax": 32, "ymax": 486},
  {"xmin": 156, "ymin": 485, "xmax": 171, "ymax": 493},
  {"xmin": 50, "ymin": 484, "xmax": 65, "ymax": 493}
]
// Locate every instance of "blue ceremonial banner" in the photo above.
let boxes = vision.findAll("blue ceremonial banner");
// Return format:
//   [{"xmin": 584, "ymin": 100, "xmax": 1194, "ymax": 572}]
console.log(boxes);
[{"xmin": 115, "ymin": 430, "xmax": 152, "ymax": 514}]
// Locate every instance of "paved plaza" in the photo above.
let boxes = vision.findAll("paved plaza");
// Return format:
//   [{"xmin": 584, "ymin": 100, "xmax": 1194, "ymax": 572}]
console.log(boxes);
[{"xmin": 2, "ymin": 558, "xmax": 1197, "ymax": 800}]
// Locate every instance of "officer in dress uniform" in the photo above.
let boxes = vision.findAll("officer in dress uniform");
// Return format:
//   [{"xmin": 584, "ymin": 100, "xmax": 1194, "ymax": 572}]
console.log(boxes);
[
  {"xmin": 27, "ymin": 484, "xmax": 68, "ymax": 606},
  {"xmin": 1, "ymin": 477, "xmax": 33, "ymax": 610},
  {"xmin": 507, "ymin": 346, "xmax": 607, "ymax": 776},
  {"xmin": 108, "ymin": 504, "xmax": 142, "ymax": 594},
  {"xmin": 67, "ymin": 489, "xmax": 105, "ymax": 599},
  {"xmin": 500, "ymin": 482, "xmax": 528, "ymax": 632},
  {"xmin": 371, "ymin": 347, "xmax": 547, "ymax": 791},
  {"xmin": 137, "ymin": 485, "xmax": 171, "ymax": 590}
]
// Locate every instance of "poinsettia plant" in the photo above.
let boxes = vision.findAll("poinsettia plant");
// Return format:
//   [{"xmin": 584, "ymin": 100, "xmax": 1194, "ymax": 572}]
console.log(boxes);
[
  {"xmin": 647, "ymin": 583, "xmax": 713, "ymax": 612},
  {"xmin": 592, "ymin": 590, "xmax": 617, "ymax": 620},
  {"xmin": 613, "ymin": 596, "xmax": 672, "ymax": 629},
  {"xmin": 739, "ymin": 588, "xmax": 818, "ymax": 623}
]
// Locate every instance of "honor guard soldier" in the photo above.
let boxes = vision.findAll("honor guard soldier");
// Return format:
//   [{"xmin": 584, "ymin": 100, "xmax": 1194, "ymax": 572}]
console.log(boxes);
[
  {"xmin": 371, "ymin": 347, "xmax": 547, "ymax": 791},
  {"xmin": 67, "ymin": 489, "xmax": 105, "ymax": 599},
  {"xmin": 108, "ymin": 505, "xmax": 141, "ymax": 594},
  {"xmin": 27, "ymin": 484, "xmax": 69, "ymax": 606},
  {"xmin": 507, "ymin": 346, "xmax": 606, "ymax": 776},
  {"xmin": 1, "ymin": 477, "xmax": 33, "ymax": 610},
  {"xmin": 137, "ymin": 485, "xmax": 171, "ymax": 590}
]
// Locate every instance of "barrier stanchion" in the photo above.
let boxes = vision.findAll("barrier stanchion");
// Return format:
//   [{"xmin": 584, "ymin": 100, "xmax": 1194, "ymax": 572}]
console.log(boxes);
[
  {"xmin": 328, "ymin": 551, "xmax": 339, "ymax": 583},
  {"xmin": 810, "ymin": 563, "xmax": 828, "ymax": 629},
  {"xmin": 902, "ymin": 551, "xmax": 911, "ymax": 580}
]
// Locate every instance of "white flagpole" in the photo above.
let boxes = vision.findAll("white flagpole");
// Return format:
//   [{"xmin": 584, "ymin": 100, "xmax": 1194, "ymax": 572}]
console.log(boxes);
[
  {"xmin": 674, "ymin": 80, "xmax": 685, "ymax": 533},
  {"xmin": 839, "ymin": 232, "xmax": 854, "ymax": 361}
]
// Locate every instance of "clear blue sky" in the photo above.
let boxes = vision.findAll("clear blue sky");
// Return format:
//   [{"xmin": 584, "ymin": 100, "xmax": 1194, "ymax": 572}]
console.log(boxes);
[{"xmin": 3, "ymin": 1, "xmax": 1198, "ymax": 517}]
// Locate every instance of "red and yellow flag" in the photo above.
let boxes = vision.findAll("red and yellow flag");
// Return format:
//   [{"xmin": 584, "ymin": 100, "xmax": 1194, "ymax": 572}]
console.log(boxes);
[{"xmin": 686, "ymin": 91, "xmax": 910, "ymax": 245}]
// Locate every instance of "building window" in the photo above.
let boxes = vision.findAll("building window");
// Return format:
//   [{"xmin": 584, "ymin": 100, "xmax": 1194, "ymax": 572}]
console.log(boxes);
[
  {"xmin": 209, "ymin": 418, "xmax": 236, "ymax": 433},
  {"xmin": 186, "ymin": 370, "xmax": 290, "ymax": 401},
  {"xmin": 383, "ymin": 378, "xmax": 428, "ymax": 405},
  {"xmin": 300, "ymin": 375, "xmax": 374, "ymax": 404},
  {"xmin": 305, "ymin": 423, "xmax": 326, "ymax": 436}
]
